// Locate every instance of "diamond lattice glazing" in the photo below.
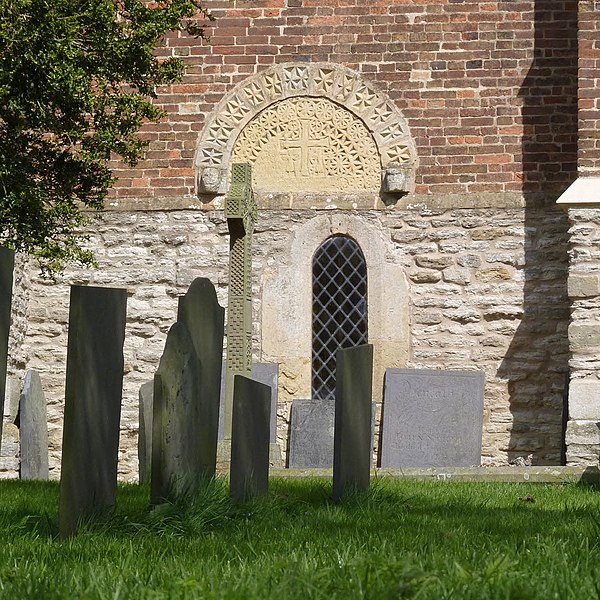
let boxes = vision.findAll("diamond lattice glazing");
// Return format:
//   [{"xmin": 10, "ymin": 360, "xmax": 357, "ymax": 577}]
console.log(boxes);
[{"xmin": 312, "ymin": 236, "xmax": 368, "ymax": 400}]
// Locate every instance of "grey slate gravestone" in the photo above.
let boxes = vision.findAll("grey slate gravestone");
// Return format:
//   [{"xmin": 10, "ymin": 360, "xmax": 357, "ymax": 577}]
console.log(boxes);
[
  {"xmin": 219, "ymin": 362, "xmax": 278, "ymax": 442},
  {"xmin": 138, "ymin": 381, "xmax": 153, "ymax": 484},
  {"xmin": 19, "ymin": 370, "xmax": 49, "ymax": 480},
  {"xmin": 380, "ymin": 368, "xmax": 485, "ymax": 468},
  {"xmin": 151, "ymin": 278, "xmax": 224, "ymax": 503},
  {"xmin": 59, "ymin": 285, "xmax": 127, "ymax": 538},
  {"xmin": 288, "ymin": 399, "xmax": 336, "ymax": 468},
  {"xmin": 230, "ymin": 375, "xmax": 270, "ymax": 503},
  {"xmin": 333, "ymin": 344, "xmax": 373, "ymax": 502},
  {"xmin": 0, "ymin": 247, "xmax": 14, "ymax": 453}
]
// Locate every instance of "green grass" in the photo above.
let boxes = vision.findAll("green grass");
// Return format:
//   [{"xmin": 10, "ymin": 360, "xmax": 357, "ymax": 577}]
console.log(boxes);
[{"xmin": 1, "ymin": 477, "xmax": 600, "ymax": 599}]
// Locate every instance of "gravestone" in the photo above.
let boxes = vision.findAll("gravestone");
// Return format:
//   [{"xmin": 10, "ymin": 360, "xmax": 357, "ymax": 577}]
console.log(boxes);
[
  {"xmin": 333, "ymin": 344, "xmax": 373, "ymax": 502},
  {"xmin": 0, "ymin": 247, "xmax": 15, "ymax": 454},
  {"xmin": 288, "ymin": 399, "xmax": 336, "ymax": 468},
  {"xmin": 19, "ymin": 370, "xmax": 49, "ymax": 480},
  {"xmin": 59, "ymin": 285, "xmax": 127, "ymax": 538},
  {"xmin": 151, "ymin": 278, "xmax": 224, "ymax": 503},
  {"xmin": 224, "ymin": 163, "xmax": 257, "ymax": 440},
  {"xmin": 380, "ymin": 368, "xmax": 485, "ymax": 468},
  {"xmin": 289, "ymin": 398, "xmax": 376, "ymax": 469},
  {"xmin": 219, "ymin": 362, "xmax": 278, "ymax": 442},
  {"xmin": 138, "ymin": 381, "xmax": 153, "ymax": 484},
  {"xmin": 229, "ymin": 375, "xmax": 270, "ymax": 503},
  {"xmin": 177, "ymin": 278, "xmax": 225, "ymax": 401}
]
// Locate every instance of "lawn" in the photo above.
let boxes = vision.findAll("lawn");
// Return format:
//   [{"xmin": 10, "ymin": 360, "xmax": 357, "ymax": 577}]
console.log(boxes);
[{"xmin": 0, "ymin": 477, "xmax": 599, "ymax": 599}]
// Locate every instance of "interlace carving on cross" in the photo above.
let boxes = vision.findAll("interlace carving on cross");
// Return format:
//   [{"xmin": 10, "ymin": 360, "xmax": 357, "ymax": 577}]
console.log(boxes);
[
  {"xmin": 225, "ymin": 163, "xmax": 257, "ymax": 235},
  {"xmin": 224, "ymin": 163, "xmax": 256, "ymax": 440}
]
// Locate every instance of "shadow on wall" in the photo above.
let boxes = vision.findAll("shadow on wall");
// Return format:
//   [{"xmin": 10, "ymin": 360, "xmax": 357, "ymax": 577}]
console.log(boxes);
[{"xmin": 498, "ymin": 0, "xmax": 578, "ymax": 465}]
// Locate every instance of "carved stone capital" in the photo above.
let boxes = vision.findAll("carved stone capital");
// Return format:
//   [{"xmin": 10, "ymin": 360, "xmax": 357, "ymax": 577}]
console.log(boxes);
[
  {"xmin": 382, "ymin": 162, "xmax": 410, "ymax": 194},
  {"xmin": 197, "ymin": 167, "xmax": 225, "ymax": 195}
]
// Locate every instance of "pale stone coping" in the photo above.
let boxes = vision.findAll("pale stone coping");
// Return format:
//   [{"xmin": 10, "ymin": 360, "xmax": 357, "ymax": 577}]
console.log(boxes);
[
  {"xmin": 271, "ymin": 466, "xmax": 600, "ymax": 484},
  {"xmin": 557, "ymin": 177, "xmax": 600, "ymax": 209},
  {"xmin": 99, "ymin": 191, "xmax": 529, "ymax": 213}
]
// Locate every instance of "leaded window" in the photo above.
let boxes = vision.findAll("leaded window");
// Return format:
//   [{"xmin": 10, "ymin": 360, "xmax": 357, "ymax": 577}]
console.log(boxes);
[{"xmin": 312, "ymin": 236, "xmax": 368, "ymax": 400}]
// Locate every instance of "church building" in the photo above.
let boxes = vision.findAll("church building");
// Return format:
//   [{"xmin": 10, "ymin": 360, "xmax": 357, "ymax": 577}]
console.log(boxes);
[{"xmin": 4, "ymin": 0, "xmax": 600, "ymax": 479}]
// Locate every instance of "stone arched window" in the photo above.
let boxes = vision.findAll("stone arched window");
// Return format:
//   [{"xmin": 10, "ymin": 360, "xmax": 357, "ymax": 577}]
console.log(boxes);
[{"xmin": 312, "ymin": 235, "xmax": 368, "ymax": 400}]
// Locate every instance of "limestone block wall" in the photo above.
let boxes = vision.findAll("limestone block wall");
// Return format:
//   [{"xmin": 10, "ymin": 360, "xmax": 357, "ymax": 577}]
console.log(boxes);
[
  {"xmin": 3, "ymin": 196, "xmax": 569, "ymax": 479},
  {"xmin": 565, "ymin": 208, "xmax": 600, "ymax": 463}
]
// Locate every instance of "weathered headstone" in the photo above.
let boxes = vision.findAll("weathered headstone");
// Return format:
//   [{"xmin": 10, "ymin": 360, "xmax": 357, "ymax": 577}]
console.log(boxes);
[
  {"xmin": 333, "ymin": 344, "xmax": 373, "ymax": 502},
  {"xmin": 19, "ymin": 370, "xmax": 49, "ymax": 480},
  {"xmin": 289, "ymin": 398, "xmax": 376, "ymax": 469},
  {"xmin": 138, "ymin": 381, "xmax": 153, "ymax": 484},
  {"xmin": 59, "ymin": 285, "xmax": 127, "ymax": 538},
  {"xmin": 230, "ymin": 375, "xmax": 270, "ymax": 503},
  {"xmin": 151, "ymin": 324, "xmax": 203, "ymax": 503},
  {"xmin": 219, "ymin": 362, "xmax": 278, "ymax": 442},
  {"xmin": 380, "ymin": 368, "xmax": 485, "ymax": 468},
  {"xmin": 177, "ymin": 278, "xmax": 225, "ymax": 399},
  {"xmin": 288, "ymin": 399, "xmax": 336, "ymax": 468},
  {"xmin": 151, "ymin": 278, "xmax": 224, "ymax": 503},
  {"xmin": 0, "ymin": 247, "xmax": 15, "ymax": 454},
  {"xmin": 224, "ymin": 163, "xmax": 257, "ymax": 440}
]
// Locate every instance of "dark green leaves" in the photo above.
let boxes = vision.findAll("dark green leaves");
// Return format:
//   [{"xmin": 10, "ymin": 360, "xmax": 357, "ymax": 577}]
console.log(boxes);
[{"xmin": 0, "ymin": 0, "xmax": 212, "ymax": 273}]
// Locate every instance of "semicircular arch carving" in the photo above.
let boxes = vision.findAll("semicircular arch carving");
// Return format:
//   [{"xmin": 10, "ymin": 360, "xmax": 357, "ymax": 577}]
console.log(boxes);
[{"xmin": 195, "ymin": 63, "xmax": 418, "ymax": 199}]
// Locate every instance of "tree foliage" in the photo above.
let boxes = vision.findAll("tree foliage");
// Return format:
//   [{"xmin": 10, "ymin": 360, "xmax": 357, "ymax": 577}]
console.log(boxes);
[{"xmin": 0, "ymin": 0, "xmax": 212, "ymax": 273}]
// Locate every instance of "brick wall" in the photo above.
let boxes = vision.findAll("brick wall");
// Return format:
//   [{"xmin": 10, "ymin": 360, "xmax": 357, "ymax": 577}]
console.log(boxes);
[
  {"xmin": 107, "ymin": 0, "xmax": 578, "ymax": 200},
  {"xmin": 578, "ymin": 1, "xmax": 600, "ymax": 174}
]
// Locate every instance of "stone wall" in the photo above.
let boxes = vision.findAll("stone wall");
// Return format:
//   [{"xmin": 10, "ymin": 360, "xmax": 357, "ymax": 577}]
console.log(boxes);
[
  {"xmin": 3, "ymin": 195, "xmax": 569, "ymax": 479},
  {"xmin": 565, "ymin": 208, "xmax": 600, "ymax": 463}
]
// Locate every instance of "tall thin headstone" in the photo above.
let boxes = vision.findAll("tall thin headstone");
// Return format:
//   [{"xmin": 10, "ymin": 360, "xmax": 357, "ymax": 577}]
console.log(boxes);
[
  {"xmin": 0, "ymin": 247, "xmax": 15, "ymax": 454},
  {"xmin": 59, "ymin": 286, "xmax": 127, "ymax": 538},
  {"xmin": 19, "ymin": 370, "xmax": 49, "ymax": 480},
  {"xmin": 230, "ymin": 375, "xmax": 271, "ymax": 503},
  {"xmin": 224, "ymin": 163, "xmax": 257, "ymax": 440},
  {"xmin": 333, "ymin": 344, "xmax": 373, "ymax": 502},
  {"xmin": 151, "ymin": 278, "xmax": 224, "ymax": 503}
]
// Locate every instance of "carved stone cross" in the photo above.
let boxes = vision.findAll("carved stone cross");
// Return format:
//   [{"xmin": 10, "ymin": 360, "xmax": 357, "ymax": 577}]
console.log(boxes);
[
  {"xmin": 224, "ymin": 163, "xmax": 257, "ymax": 439},
  {"xmin": 281, "ymin": 120, "xmax": 328, "ymax": 177}
]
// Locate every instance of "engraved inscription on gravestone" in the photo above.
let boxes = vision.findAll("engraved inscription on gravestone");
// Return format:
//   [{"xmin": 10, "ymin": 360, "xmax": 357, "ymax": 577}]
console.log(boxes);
[
  {"xmin": 289, "ymin": 399, "xmax": 336, "ymax": 469},
  {"xmin": 380, "ymin": 369, "xmax": 484, "ymax": 468}
]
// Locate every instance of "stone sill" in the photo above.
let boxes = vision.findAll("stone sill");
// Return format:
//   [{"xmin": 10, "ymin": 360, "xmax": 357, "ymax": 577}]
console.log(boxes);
[{"xmin": 101, "ymin": 191, "xmax": 531, "ymax": 213}]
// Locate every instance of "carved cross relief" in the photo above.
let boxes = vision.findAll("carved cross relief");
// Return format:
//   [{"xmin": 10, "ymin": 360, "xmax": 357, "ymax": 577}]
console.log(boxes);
[{"xmin": 196, "ymin": 63, "xmax": 418, "ymax": 198}]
